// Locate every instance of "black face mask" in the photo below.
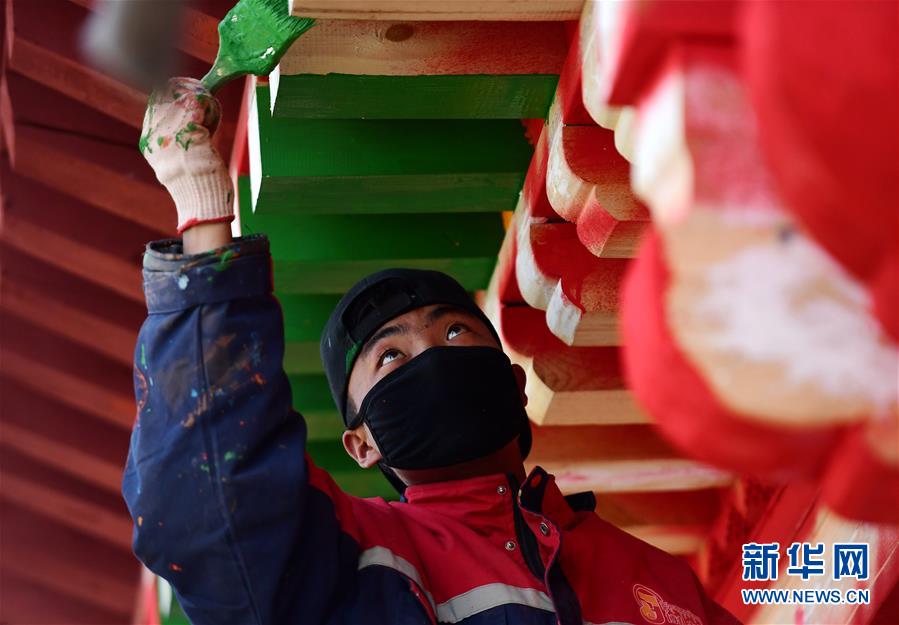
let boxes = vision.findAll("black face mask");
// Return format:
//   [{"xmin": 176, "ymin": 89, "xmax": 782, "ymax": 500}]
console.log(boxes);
[{"xmin": 355, "ymin": 346, "xmax": 532, "ymax": 471}]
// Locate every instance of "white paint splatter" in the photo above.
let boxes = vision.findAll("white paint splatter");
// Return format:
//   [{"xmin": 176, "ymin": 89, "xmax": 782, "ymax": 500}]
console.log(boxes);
[
  {"xmin": 694, "ymin": 233, "xmax": 898, "ymax": 412},
  {"xmin": 177, "ymin": 274, "xmax": 190, "ymax": 290},
  {"xmin": 260, "ymin": 46, "xmax": 275, "ymax": 59}
]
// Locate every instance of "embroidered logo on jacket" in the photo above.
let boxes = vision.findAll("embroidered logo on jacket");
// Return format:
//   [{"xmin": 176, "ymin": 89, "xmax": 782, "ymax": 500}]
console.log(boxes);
[{"xmin": 633, "ymin": 584, "xmax": 703, "ymax": 625}]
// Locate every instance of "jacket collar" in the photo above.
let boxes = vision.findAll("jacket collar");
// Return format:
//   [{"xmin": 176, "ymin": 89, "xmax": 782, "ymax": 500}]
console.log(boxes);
[{"xmin": 404, "ymin": 466, "xmax": 595, "ymax": 529}]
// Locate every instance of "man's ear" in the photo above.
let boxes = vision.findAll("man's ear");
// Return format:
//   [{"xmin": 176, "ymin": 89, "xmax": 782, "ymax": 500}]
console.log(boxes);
[
  {"xmin": 342, "ymin": 425, "xmax": 383, "ymax": 469},
  {"xmin": 511, "ymin": 363, "xmax": 528, "ymax": 407}
]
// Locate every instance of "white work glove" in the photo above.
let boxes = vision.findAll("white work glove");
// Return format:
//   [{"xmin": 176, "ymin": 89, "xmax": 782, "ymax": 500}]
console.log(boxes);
[{"xmin": 139, "ymin": 77, "xmax": 234, "ymax": 233}]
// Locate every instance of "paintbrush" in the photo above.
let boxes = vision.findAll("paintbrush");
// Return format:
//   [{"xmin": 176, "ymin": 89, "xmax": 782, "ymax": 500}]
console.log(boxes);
[{"xmin": 201, "ymin": 0, "xmax": 315, "ymax": 94}]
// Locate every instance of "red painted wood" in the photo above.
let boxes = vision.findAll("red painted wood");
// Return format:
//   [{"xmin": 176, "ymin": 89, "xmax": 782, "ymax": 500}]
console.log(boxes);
[
  {"xmin": 743, "ymin": 0, "xmax": 898, "ymax": 341},
  {"xmin": 520, "ymin": 124, "xmax": 558, "ymax": 222},
  {"xmin": 599, "ymin": 0, "xmax": 738, "ymax": 106},
  {"xmin": 12, "ymin": 125, "xmax": 173, "ymax": 233},
  {"xmin": 0, "ymin": 576, "xmax": 127, "ymax": 625},
  {"xmin": 0, "ymin": 386, "xmax": 128, "ymax": 494},
  {"xmin": 0, "ymin": 505, "xmax": 138, "ymax": 615},
  {"xmin": 499, "ymin": 303, "xmax": 566, "ymax": 356},
  {"xmin": 554, "ymin": 29, "xmax": 592, "ymax": 125}
]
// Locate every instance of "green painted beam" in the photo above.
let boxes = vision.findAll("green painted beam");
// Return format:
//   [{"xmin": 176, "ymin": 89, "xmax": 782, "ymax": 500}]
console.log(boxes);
[
  {"xmin": 242, "ymin": 208, "xmax": 504, "ymax": 293},
  {"xmin": 251, "ymin": 87, "xmax": 533, "ymax": 215},
  {"xmin": 270, "ymin": 73, "xmax": 558, "ymax": 119}
]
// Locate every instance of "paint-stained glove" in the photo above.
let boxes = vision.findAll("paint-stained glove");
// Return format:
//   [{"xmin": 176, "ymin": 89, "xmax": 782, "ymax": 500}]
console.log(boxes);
[{"xmin": 139, "ymin": 77, "xmax": 234, "ymax": 233}]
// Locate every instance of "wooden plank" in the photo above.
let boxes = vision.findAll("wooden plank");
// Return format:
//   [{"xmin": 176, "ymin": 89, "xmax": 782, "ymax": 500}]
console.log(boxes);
[
  {"xmin": 0, "ymin": 66, "xmax": 13, "ymax": 161},
  {"xmin": 0, "ymin": 508, "xmax": 137, "ymax": 616},
  {"xmin": 0, "ymin": 279, "xmax": 135, "ymax": 367},
  {"xmin": 279, "ymin": 20, "xmax": 566, "ymax": 76},
  {"xmin": 514, "ymin": 194, "xmax": 627, "ymax": 346},
  {"xmin": 0, "ymin": 213, "xmax": 144, "ymax": 302},
  {"xmin": 242, "ymin": 207, "xmax": 506, "ymax": 294},
  {"xmin": 270, "ymin": 20, "xmax": 563, "ymax": 119},
  {"xmin": 591, "ymin": 0, "xmax": 738, "ymax": 107},
  {"xmin": 543, "ymin": 78, "xmax": 649, "ymax": 256},
  {"xmin": 289, "ymin": 0, "xmax": 582, "ymax": 21},
  {"xmin": 270, "ymin": 73, "xmax": 558, "ymax": 119},
  {"xmin": 0, "ymin": 471, "xmax": 132, "ymax": 550},
  {"xmin": 7, "ymin": 35, "xmax": 145, "ymax": 128},
  {"xmin": 0, "ymin": 419, "xmax": 124, "ymax": 495},
  {"xmin": 527, "ymin": 426, "xmax": 731, "ymax": 492},
  {"xmin": 595, "ymin": 489, "xmax": 723, "ymax": 529},
  {"xmin": 12, "ymin": 125, "xmax": 173, "ymax": 233},
  {"xmin": 0, "ymin": 349, "xmax": 134, "ymax": 429},
  {"xmin": 280, "ymin": 292, "xmax": 337, "ymax": 373},
  {"xmin": 523, "ymin": 346, "xmax": 648, "ymax": 425},
  {"xmin": 249, "ymin": 86, "xmax": 532, "ymax": 214},
  {"xmin": 0, "ymin": 576, "xmax": 127, "ymax": 625},
  {"xmin": 547, "ymin": 457, "xmax": 731, "ymax": 494}
]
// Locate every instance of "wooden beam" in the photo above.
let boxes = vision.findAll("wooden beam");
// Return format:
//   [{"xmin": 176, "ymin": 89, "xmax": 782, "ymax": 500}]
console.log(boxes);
[
  {"xmin": 270, "ymin": 20, "xmax": 564, "ymax": 119},
  {"xmin": 0, "ymin": 349, "xmax": 134, "ymax": 429},
  {"xmin": 12, "ymin": 125, "xmax": 173, "ymax": 233},
  {"xmin": 0, "ymin": 421, "xmax": 123, "ymax": 495},
  {"xmin": 0, "ymin": 279, "xmax": 136, "ymax": 366},
  {"xmin": 526, "ymin": 425, "xmax": 731, "ymax": 492},
  {"xmin": 289, "ymin": 0, "xmax": 582, "ymax": 20},
  {"xmin": 0, "ymin": 508, "xmax": 137, "ymax": 616},
  {"xmin": 7, "ymin": 35, "xmax": 145, "ymax": 128},
  {"xmin": 249, "ymin": 87, "xmax": 532, "ymax": 215},
  {"xmin": 521, "ymin": 346, "xmax": 648, "ymax": 426},
  {"xmin": 0, "ymin": 471, "xmax": 132, "ymax": 550},
  {"xmin": 589, "ymin": 0, "xmax": 738, "ymax": 107},
  {"xmin": 0, "ymin": 66, "xmax": 13, "ymax": 161},
  {"xmin": 515, "ymin": 214, "xmax": 626, "ymax": 346},
  {"xmin": 241, "ymin": 192, "xmax": 507, "ymax": 294},
  {"xmin": 543, "ymin": 456, "xmax": 731, "ymax": 494},
  {"xmin": 0, "ymin": 213, "xmax": 144, "ymax": 302},
  {"xmin": 0, "ymin": 576, "xmax": 127, "ymax": 625}
]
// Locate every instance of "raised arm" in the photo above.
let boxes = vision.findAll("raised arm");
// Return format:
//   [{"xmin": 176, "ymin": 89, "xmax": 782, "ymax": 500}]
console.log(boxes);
[{"xmin": 123, "ymin": 79, "xmax": 361, "ymax": 625}]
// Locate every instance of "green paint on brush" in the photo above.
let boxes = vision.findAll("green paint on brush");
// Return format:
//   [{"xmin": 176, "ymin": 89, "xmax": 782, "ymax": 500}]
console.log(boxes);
[{"xmin": 200, "ymin": 0, "xmax": 315, "ymax": 94}]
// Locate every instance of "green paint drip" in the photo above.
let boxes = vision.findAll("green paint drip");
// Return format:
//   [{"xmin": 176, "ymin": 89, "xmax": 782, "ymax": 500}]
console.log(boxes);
[
  {"xmin": 224, "ymin": 451, "xmax": 237, "ymax": 462},
  {"xmin": 140, "ymin": 344, "xmax": 148, "ymax": 369},
  {"xmin": 199, "ymin": 463, "xmax": 210, "ymax": 473},
  {"xmin": 200, "ymin": 0, "xmax": 315, "ymax": 94}
]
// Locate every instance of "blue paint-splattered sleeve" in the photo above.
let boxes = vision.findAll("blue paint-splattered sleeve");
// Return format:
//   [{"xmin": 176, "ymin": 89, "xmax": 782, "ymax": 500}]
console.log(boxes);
[{"xmin": 122, "ymin": 235, "xmax": 360, "ymax": 625}]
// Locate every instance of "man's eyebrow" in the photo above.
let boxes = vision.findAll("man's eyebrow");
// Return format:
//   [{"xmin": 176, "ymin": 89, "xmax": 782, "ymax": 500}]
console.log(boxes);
[
  {"xmin": 359, "ymin": 323, "xmax": 407, "ymax": 361},
  {"xmin": 425, "ymin": 305, "xmax": 472, "ymax": 325}
]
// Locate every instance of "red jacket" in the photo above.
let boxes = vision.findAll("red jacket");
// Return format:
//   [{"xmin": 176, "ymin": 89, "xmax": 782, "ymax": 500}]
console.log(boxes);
[{"xmin": 124, "ymin": 235, "xmax": 740, "ymax": 625}]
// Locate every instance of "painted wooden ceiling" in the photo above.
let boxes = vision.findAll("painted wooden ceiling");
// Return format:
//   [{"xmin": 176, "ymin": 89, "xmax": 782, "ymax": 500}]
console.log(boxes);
[{"xmin": 8, "ymin": 2, "xmax": 892, "ymax": 624}]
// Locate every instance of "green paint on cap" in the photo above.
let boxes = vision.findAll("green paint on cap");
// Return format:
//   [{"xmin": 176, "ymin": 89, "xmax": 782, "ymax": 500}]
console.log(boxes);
[{"xmin": 344, "ymin": 341, "xmax": 360, "ymax": 374}]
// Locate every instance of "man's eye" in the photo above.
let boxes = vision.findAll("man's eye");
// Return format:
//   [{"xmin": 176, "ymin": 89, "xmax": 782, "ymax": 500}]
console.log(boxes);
[
  {"xmin": 447, "ymin": 323, "xmax": 469, "ymax": 340},
  {"xmin": 378, "ymin": 349, "xmax": 402, "ymax": 367}
]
